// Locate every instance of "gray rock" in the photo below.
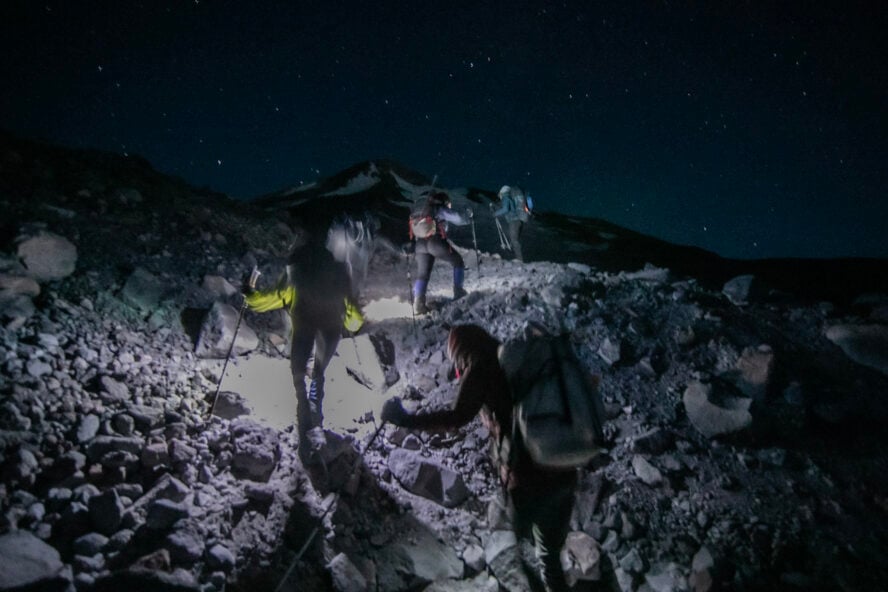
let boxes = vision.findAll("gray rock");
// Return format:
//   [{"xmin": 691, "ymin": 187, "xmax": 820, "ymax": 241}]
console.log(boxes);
[
  {"xmin": 26, "ymin": 359, "xmax": 52, "ymax": 378},
  {"xmin": 0, "ymin": 530, "xmax": 67, "ymax": 589},
  {"xmin": 230, "ymin": 419, "xmax": 279, "ymax": 482},
  {"xmin": 72, "ymin": 532, "xmax": 108, "ymax": 556},
  {"xmin": 722, "ymin": 275, "xmax": 762, "ymax": 306},
  {"xmin": 619, "ymin": 547, "xmax": 645, "ymax": 573},
  {"xmin": 99, "ymin": 376, "xmax": 131, "ymax": 403},
  {"xmin": 146, "ymin": 499, "xmax": 189, "ymax": 530},
  {"xmin": 206, "ymin": 543, "xmax": 236, "ymax": 572},
  {"xmin": 86, "ymin": 435, "xmax": 143, "ymax": 462},
  {"xmin": 328, "ymin": 552, "xmax": 368, "ymax": 592},
  {"xmin": 462, "ymin": 544, "xmax": 485, "ymax": 574},
  {"xmin": 632, "ymin": 455, "xmax": 663, "ymax": 486},
  {"xmin": 121, "ymin": 267, "xmax": 165, "ymax": 312},
  {"xmin": 195, "ymin": 302, "xmax": 259, "ymax": 359},
  {"xmin": 825, "ymin": 324, "xmax": 888, "ymax": 377},
  {"xmin": 0, "ymin": 274, "xmax": 40, "ymax": 298},
  {"xmin": 89, "ymin": 489, "xmax": 125, "ymax": 535},
  {"xmin": 484, "ymin": 529, "xmax": 518, "ymax": 565},
  {"xmin": 211, "ymin": 391, "xmax": 250, "ymax": 420},
  {"xmin": 387, "ymin": 448, "xmax": 469, "ymax": 508},
  {"xmin": 17, "ymin": 231, "xmax": 77, "ymax": 281},
  {"xmin": 76, "ymin": 414, "xmax": 101, "ymax": 443},
  {"xmin": 141, "ymin": 442, "xmax": 171, "ymax": 468},
  {"xmin": 166, "ymin": 529, "xmax": 205, "ymax": 565},
  {"xmin": 597, "ymin": 337, "xmax": 621, "ymax": 366},
  {"xmin": 380, "ymin": 527, "xmax": 463, "ymax": 586},
  {"xmin": 0, "ymin": 293, "xmax": 36, "ymax": 329},
  {"xmin": 731, "ymin": 345, "xmax": 775, "ymax": 401},
  {"xmin": 202, "ymin": 275, "xmax": 239, "ymax": 299},
  {"xmin": 683, "ymin": 381, "xmax": 752, "ymax": 438},
  {"xmin": 127, "ymin": 404, "xmax": 165, "ymax": 430},
  {"xmin": 644, "ymin": 562, "xmax": 689, "ymax": 592},
  {"xmin": 112, "ymin": 413, "xmax": 136, "ymax": 436},
  {"xmin": 561, "ymin": 531, "xmax": 601, "ymax": 585}
]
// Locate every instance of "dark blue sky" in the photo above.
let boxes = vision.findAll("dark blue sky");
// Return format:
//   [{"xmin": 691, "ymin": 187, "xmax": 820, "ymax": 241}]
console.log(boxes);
[{"xmin": 2, "ymin": 1, "xmax": 885, "ymax": 259}]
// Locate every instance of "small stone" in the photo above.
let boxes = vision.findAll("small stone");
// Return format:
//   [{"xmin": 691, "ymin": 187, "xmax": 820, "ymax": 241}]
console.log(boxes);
[
  {"xmin": 76, "ymin": 415, "xmax": 101, "ymax": 443},
  {"xmin": 206, "ymin": 544, "xmax": 236, "ymax": 572}
]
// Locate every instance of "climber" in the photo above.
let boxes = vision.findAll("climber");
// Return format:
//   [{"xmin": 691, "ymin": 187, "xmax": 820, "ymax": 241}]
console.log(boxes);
[
  {"xmin": 381, "ymin": 324, "xmax": 578, "ymax": 591},
  {"xmin": 407, "ymin": 190, "xmax": 471, "ymax": 315},
  {"xmin": 244, "ymin": 226, "xmax": 363, "ymax": 446}
]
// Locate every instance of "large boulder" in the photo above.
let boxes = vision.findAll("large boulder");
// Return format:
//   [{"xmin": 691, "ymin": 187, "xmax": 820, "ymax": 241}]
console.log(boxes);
[
  {"xmin": 230, "ymin": 419, "xmax": 280, "ymax": 482},
  {"xmin": 375, "ymin": 525, "xmax": 464, "ymax": 590},
  {"xmin": 722, "ymin": 275, "xmax": 764, "ymax": 306},
  {"xmin": 195, "ymin": 302, "xmax": 259, "ymax": 358},
  {"xmin": 683, "ymin": 381, "xmax": 752, "ymax": 438},
  {"xmin": 825, "ymin": 324, "xmax": 888, "ymax": 377},
  {"xmin": 16, "ymin": 231, "xmax": 77, "ymax": 281},
  {"xmin": 387, "ymin": 448, "xmax": 469, "ymax": 508},
  {"xmin": 0, "ymin": 530, "xmax": 69, "ymax": 590},
  {"xmin": 121, "ymin": 267, "xmax": 165, "ymax": 312}
]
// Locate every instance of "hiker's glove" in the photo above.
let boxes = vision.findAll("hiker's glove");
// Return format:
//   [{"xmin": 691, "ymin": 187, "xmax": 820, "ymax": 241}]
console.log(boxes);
[
  {"xmin": 400, "ymin": 242, "xmax": 415, "ymax": 255},
  {"xmin": 381, "ymin": 397, "xmax": 408, "ymax": 425},
  {"xmin": 488, "ymin": 202, "xmax": 495, "ymax": 211},
  {"xmin": 466, "ymin": 208, "xmax": 473, "ymax": 219}
]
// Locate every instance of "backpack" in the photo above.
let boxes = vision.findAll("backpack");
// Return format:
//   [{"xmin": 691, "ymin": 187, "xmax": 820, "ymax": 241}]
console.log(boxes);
[
  {"xmin": 498, "ymin": 332, "xmax": 605, "ymax": 469},
  {"xmin": 327, "ymin": 213, "xmax": 377, "ymax": 286},
  {"xmin": 409, "ymin": 210, "xmax": 438, "ymax": 239},
  {"xmin": 510, "ymin": 187, "xmax": 532, "ymax": 222}
]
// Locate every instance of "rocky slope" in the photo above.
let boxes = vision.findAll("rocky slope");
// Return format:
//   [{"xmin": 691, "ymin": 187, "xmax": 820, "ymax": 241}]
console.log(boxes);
[{"xmin": 2, "ymin": 134, "xmax": 888, "ymax": 591}]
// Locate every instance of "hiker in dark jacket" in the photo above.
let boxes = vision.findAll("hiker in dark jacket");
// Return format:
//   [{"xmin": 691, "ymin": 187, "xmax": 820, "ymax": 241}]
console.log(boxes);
[
  {"xmin": 381, "ymin": 324, "xmax": 576, "ymax": 592},
  {"xmin": 409, "ymin": 191, "xmax": 470, "ymax": 315},
  {"xmin": 491, "ymin": 184, "xmax": 526, "ymax": 262},
  {"xmin": 245, "ymin": 230, "xmax": 363, "ymax": 443}
]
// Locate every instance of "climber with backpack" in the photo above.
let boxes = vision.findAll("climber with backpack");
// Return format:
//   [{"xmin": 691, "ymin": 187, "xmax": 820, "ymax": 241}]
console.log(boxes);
[
  {"xmin": 243, "ymin": 225, "xmax": 364, "ymax": 463},
  {"xmin": 407, "ymin": 190, "xmax": 471, "ymax": 315},
  {"xmin": 491, "ymin": 184, "xmax": 533, "ymax": 262},
  {"xmin": 381, "ymin": 323, "xmax": 605, "ymax": 592},
  {"xmin": 326, "ymin": 212, "xmax": 398, "ymax": 293}
]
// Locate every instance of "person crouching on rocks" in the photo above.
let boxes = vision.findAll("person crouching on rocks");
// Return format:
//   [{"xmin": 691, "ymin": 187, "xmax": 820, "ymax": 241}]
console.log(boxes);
[{"xmin": 381, "ymin": 324, "xmax": 577, "ymax": 592}]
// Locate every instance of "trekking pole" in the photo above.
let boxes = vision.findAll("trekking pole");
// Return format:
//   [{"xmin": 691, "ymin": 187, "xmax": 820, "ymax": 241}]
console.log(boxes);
[
  {"xmin": 469, "ymin": 209, "xmax": 481, "ymax": 277},
  {"xmin": 494, "ymin": 219, "xmax": 512, "ymax": 251},
  {"xmin": 350, "ymin": 329, "xmax": 362, "ymax": 367},
  {"xmin": 274, "ymin": 419, "xmax": 388, "ymax": 592},
  {"xmin": 406, "ymin": 249, "xmax": 416, "ymax": 335},
  {"xmin": 209, "ymin": 267, "xmax": 260, "ymax": 419}
]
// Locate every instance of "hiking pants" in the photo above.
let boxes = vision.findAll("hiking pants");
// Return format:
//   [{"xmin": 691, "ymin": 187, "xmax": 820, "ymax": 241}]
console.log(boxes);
[
  {"xmin": 414, "ymin": 236, "xmax": 464, "ymax": 282},
  {"xmin": 509, "ymin": 470, "xmax": 577, "ymax": 592},
  {"xmin": 507, "ymin": 220, "xmax": 524, "ymax": 262},
  {"xmin": 289, "ymin": 313, "xmax": 341, "ymax": 436}
]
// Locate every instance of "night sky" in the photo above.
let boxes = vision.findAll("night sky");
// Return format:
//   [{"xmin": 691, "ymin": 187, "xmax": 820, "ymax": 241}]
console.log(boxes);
[{"xmin": 2, "ymin": 1, "xmax": 886, "ymax": 260}]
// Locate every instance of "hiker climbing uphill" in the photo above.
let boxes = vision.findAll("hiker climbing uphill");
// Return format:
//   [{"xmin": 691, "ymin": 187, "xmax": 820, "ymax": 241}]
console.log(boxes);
[
  {"xmin": 492, "ymin": 184, "xmax": 533, "ymax": 262},
  {"xmin": 408, "ymin": 190, "xmax": 471, "ymax": 315},
  {"xmin": 381, "ymin": 323, "xmax": 605, "ymax": 592},
  {"xmin": 243, "ymin": 226, "xmax": 363, "ymax": 453}
]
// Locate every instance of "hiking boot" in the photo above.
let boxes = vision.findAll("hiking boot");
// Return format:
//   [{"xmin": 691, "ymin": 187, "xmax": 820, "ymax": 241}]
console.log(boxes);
[{"xmin": 453, "ymin": 286, "xmax": 467, "ymax": 300}]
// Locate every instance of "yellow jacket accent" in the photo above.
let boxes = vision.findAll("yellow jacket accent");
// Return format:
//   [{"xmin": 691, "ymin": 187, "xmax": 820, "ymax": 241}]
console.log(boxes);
[
  {"xmin": 245, "ymin": 286, "xmax": 363, "ymax": 333},
  {"xmin": 344, "ymin": 299, "xmax": 364, "ymax": 333},
  {"xmin": 244, "ymin": 285, "xmax": 297, "ymax": 313}
]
